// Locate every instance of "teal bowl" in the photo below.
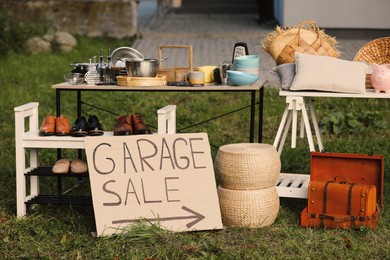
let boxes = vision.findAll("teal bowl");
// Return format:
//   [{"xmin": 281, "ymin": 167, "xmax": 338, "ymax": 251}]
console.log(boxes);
[
  {"xmin": 235, "ymin": 63, "xmax": 259, "ymax": 69},
  {"xmin": 235, "ymin": 54, "xmax": 259, "ymax": 61},
  {"xmin": 234, "ymin": 55, "xmax": 260, "ymax": 67},
  {"xmin": 227, "ymin": 70, "xmax": 259, "ymax": 86}
]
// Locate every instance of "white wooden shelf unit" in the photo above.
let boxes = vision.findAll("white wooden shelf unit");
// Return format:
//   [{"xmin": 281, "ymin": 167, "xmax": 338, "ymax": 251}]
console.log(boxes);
[{"xmin": 14, "ymin": 102, "xmax": 176, "ymax": 217}]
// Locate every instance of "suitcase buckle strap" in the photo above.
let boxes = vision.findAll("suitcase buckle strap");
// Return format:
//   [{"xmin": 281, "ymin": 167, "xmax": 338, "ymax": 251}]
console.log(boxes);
[{"xmin": 319, "ymin": 214, "xmax": 356, "ymax": 222}]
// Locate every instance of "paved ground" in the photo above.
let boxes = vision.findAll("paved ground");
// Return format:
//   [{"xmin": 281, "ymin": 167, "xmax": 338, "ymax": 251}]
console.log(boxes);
[{"xmin": 134, "ymin": 0, "xmax": 389, "ymax": 87}]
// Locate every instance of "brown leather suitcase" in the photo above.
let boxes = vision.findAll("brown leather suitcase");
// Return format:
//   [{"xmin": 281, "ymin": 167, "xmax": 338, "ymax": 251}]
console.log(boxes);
[
  {"xmin": 300, "ymin": 152, "xmax": 384, "ymax": 229},
  {"xmin": 301, "ymin": 176, "xmax": 378, "ymax": 229}
]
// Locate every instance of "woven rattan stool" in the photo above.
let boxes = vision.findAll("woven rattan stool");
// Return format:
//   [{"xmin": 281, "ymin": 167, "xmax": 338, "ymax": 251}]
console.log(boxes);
[
  {"xmin": 215, "ymin": 143, "xmax": 281, "ymax": 190},
  {"xmin": 218, "ymin": 186, "xmax": 279, "ymax": 228}
]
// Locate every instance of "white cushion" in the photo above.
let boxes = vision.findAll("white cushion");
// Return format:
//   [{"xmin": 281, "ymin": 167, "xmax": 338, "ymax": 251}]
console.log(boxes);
[{"xmin": 290, "ymin": 53, "xmax": 368, "ymax": 94}]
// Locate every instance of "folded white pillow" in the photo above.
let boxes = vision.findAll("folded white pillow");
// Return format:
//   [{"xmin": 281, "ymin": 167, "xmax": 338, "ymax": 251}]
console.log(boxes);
[{"xmin": 290, "ymin": 53, "xmax": 368, "ymax": 94}]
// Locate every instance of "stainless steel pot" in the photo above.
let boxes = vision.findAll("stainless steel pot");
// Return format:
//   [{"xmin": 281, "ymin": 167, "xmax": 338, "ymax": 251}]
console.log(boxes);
[{"xmin": 125, "ymin": 57, "xmax": 167, "ymax": 77}]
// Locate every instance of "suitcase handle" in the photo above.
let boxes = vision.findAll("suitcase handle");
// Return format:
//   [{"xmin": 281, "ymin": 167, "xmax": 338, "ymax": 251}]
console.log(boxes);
[{"xmin": 329, "ymin": 175, "xmax": 354, "ymax": 184}]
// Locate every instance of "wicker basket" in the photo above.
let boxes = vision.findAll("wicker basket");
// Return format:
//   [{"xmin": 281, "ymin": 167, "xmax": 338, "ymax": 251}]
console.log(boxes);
[
  {"xmin": 263, "ymin": 20, "xmax": 340, "ymax": 65},
  {"xmin": 353, "ymin": 37, "xmax": 390, "ymax": 64},
  {"xmin": 215, "ymin": 143, "xmax": 280, "ymax": 190},
  {"xmin": 353, "ymin": 37, "xmax": 390, "ymax": 88},
  {"xmin": 218, "ymin": 186, "xmax": 279, "ymax": 228}
]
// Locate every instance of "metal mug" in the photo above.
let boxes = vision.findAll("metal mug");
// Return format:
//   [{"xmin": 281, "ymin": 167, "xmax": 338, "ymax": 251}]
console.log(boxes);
[{"xmin": 219, "ymin": 63, "xmax": 231, "ymax": 85}]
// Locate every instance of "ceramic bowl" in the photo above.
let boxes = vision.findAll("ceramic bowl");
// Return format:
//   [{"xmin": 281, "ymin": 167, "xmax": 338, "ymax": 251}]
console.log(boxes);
[
  {"xmin": 236, "ymin": 67, "xmax": 259, "ymax": 76},
  {"xmin": 227, "ymin": 70, "xmax": 259, "ymax": 86},
  {"xmin": 234, "ymin": 55, "xmax": 260, "ymax": 67},
  {"xmin": 235, "ymin": 63, "xmax": 259, "ymax": 69}
]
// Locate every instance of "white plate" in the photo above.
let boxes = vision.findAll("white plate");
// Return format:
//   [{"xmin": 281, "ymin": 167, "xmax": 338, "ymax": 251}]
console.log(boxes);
[{"xmin": 111, "ymin": 47, "xmax": 144, "ymax": 67}]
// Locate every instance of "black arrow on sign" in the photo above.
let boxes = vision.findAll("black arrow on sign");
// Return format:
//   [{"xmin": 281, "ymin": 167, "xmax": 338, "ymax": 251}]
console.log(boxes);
[{"xmin": 111, "ymin": 206, "xmax": 205, "ymax": 228}]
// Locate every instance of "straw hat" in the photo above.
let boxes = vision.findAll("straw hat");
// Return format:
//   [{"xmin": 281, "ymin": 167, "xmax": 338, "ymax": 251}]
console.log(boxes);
[
  {"xmin": 264, "ymin": 27, "xmax": 320, "ymax": 61},
  {"xmin": 218, "ymin": 186, "xmax": 280, "ymax": 228},
  {"xmin": 262, "ymin": 20, "xmax": 340, "ymax": 65}
]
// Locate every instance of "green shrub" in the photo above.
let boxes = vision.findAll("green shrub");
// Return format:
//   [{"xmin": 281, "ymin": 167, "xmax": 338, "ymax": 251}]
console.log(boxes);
[
  {"xmin": 320, "ymin": 110, "xmax": 387, "ymax": 134},
  {"xmin": 0, "ymin": 10, "xmax": 52, "ymax": 56}
]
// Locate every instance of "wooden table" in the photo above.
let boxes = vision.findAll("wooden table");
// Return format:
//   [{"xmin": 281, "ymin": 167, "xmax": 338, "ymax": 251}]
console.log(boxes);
[
  {"xmin": 274, "ymin": 89, "xmax": 390, "ymax": 154},
  {"xmin": 52, "ymin": 80, "xmax": 266, "ymax": 143}
]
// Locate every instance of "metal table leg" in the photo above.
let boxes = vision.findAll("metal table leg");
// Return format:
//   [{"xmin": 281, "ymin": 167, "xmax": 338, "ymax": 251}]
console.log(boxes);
[
  {"xmin": 258, "ymin": 87, "xmax": 264, "ymax": 143},
  {"xmin": 250, "ymin": 90, "xmax": 256, "ymax": 142}
]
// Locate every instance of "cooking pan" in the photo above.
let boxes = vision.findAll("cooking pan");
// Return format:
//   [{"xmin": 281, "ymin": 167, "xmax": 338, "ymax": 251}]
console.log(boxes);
[{"xmin": 125, "ymin": 57, "xmax": 167, "ymax": 77}]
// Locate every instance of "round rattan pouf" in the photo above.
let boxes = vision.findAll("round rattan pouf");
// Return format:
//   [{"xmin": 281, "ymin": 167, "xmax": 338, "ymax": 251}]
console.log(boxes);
[
  {"xmin": 215, "ymin": 143, "xmax": 281, "ymax": 190},
  {"xmin": 218, "ymin": 186, "xmax": 280, "ymax": 228}
]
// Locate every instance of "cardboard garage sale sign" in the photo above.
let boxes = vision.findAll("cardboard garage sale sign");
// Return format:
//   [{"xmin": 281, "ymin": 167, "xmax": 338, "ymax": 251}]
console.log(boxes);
[{"xmin": 84, "ymin": 133, "xmax": 223, "ymax": 236}]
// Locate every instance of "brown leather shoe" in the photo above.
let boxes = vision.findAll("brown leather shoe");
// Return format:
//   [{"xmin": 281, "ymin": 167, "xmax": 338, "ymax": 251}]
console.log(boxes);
[
  {"xmin": 39, "ymin": 116, "xmax": 56, "ymax": 136},
  {"xmin": 114, "ymin": 115, "xmax": 133, "ymax": 135},
  {"xmin": 56, "ymin": 116, "xmax": 71, "ymax": 136},
  {"xmin": 131, "ymin": 114, "xmax": 152, "ymax": 135}
]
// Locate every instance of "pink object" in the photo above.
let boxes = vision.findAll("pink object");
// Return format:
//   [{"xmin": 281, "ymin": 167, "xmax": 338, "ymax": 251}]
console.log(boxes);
[{"xmin": 371, "ymin": 63, "xmax": 390, "ymax": 93}]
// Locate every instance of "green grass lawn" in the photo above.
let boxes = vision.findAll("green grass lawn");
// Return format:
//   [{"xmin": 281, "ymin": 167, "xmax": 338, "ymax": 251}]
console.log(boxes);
[{"xmin": 0, "ymin": 36, "xmax": 389, "ymax": 259}]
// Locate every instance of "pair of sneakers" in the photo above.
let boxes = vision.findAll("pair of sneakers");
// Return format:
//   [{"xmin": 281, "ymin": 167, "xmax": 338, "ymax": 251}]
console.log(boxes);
[
  {"xmin": 39, "ymin": 116, "xmax": 71, "ymax": 136},
  {"xmin": 52, "ymin": 158, "xmax": 88, "ymax": 174},
  {"xmin": 114, "ymin": 114, "xmax": 152, "ymax": 136}
]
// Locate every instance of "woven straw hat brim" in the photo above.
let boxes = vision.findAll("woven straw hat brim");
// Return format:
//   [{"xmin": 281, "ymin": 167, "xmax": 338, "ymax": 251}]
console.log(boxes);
[{"xmin": 353, "ymin": 37, "xmax": 390, "ymax": 64}]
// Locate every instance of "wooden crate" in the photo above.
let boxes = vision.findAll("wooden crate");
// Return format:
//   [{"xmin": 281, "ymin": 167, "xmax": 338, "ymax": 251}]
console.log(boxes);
[{"xmin": 158, "ymin": 45, "xmax": 193, "ymax": 82}]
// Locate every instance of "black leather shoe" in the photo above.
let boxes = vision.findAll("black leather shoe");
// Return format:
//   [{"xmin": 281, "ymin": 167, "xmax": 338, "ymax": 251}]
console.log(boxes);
[
  {"xmin": 71, "ymin": 116, "xmax": 88, "ymax": 137},
  {"xmin": 87, "ymin": 115, "xmax": 104, "ymax": 136}
]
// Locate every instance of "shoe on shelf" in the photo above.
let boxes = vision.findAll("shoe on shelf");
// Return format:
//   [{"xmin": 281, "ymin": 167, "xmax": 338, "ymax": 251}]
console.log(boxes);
[
  {"xmin": 114, "ymin": 115, "xmax": 133, "ymax": 135},
  {"xmin": 87, "ymin": 115, "xmax": 104, "ymax": 136},
  {"xmin": 52, "ymin": 158, "xmax": 70, "ymax": 174},
  {"xmin": 131, "ymin": 114, "xmax": 152, "ymax": 135},
  {"xmin": 55, "ymin": 116, "xmax": 71, "ymax": 136},
  {"xmin": 39, "ymin": 116, "xmax": 56, "ymax": 136},
  {"xmin": 70, "ymin": 159, "xmax": 88, "ymax": 174},
  {"xmin": 71, "ymin": 116, "xmax": 88, "ymax": 137}
]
